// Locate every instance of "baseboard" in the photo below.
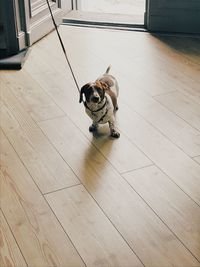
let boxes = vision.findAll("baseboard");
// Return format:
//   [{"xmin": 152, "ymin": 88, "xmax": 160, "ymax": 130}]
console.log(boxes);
[{"xmin": 0, "ymin": 49, "xmax": 29, "ymax": 70}]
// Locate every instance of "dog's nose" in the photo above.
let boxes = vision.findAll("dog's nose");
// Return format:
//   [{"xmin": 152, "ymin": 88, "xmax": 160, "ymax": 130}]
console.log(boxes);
[{"xmin": 92, "ymin": 96, "xmax": 99, "ymax": 103}]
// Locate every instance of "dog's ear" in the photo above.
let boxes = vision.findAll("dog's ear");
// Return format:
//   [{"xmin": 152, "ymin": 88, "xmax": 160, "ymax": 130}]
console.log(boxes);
[{"xmin": 79, "ymin": 83, "xmax": 90, "ymax": 103}]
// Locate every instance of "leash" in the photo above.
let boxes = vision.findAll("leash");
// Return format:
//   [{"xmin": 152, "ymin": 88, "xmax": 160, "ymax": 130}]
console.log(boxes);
[{"xmin": 45, "ymin": 0, "xmax": 80, "ymax": 93}]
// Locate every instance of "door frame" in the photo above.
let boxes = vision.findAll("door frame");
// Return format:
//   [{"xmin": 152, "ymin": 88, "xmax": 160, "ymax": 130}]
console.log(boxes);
[
  {"xmin": 0, "ymin": 0, "xmax": 25, "ymax": 57},
  {"xmin": 145, "ymin": 0, "xmax": 200, "ymax": 33},
  {"xmin": 0, "ymin": 0, "xmax": 73, "ymax": 58},
  {"xmin": 23, "ymin": 0, "xmax": 71, "ymax": 46}
]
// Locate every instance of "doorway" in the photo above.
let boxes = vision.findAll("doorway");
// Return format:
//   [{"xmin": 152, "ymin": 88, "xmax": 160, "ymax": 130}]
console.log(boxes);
[
  {"xmin": 64, "ymin": 0, "xmax": 146, "ymax": 28},
  {"xmin": 80, "ymin": 0, "xmax": 145, "ymax": 22}
]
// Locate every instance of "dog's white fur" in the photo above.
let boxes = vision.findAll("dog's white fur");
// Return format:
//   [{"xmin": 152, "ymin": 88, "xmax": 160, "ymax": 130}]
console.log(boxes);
[{"xmin": 80, "ymin": 66, "xmax": 120, "ymax": 138}]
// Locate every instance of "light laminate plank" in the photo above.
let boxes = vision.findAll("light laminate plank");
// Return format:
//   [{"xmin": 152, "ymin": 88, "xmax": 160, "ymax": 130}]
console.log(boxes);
[
  {"xmin": 46, "ymin": 185, "xmax": 142, "ymax": 267},
  {"xmin": 155, "ymin": 36, "xmax": 200, "ymax": 66},
  {"xmin": 0, "ymin": 210, "xmax": 27, "ymax": 267},
  {"xmin": 0, "ymin": 130, "xmax": 85, "ymax": 267},
  {"xmin": 87, "ymin": 134, "xmax": 153, "ymax": 174},
  {"xmin": 118, "ymin": 103, "xmax": 200, "ymax": 205},
  {"xmin": 0, "ymin": 84, "xmax": 79, "ymax": 194},
  {"xmin": 146, "ymin": 43, "xmax": 200, "ymax": 102},
  {"xmin": 1, "ymin": 71, "xmax": 64, "ymax": 122},
  {"xmin": 155, "ymin": 91, "xmax": 200, "ymax": 131},
  {"xmin": 39, "ymin": 116, "xmax": 199, "ymax": 267},
  {"xmin": 122, "ymin": 88, "xmax": 200, "ymax": 157},
  {"xmin": 113, "ymin": 33, "xmax": 200, "ymax": 98},
  {"xmin": 123, "ymin": 165, "xmax": 200, "ymax": 261}
]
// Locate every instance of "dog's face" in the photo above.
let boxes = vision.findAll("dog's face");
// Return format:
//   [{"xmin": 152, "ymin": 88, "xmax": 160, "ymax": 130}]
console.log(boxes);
[{"xmin": 79, "ymin": 81, "xmax": 108, "ymax": 104}]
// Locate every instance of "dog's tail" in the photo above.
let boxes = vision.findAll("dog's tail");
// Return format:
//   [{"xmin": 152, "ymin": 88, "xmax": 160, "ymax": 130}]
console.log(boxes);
[{"xmin": 105, "ymin": 65, "xmax": 111, "ymax": 74}]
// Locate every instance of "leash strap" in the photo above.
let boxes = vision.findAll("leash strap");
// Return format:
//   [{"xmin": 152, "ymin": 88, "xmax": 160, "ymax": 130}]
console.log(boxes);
[{"xmin": 45, "ymin": 0, "xmax": 80, "ymax": 93}]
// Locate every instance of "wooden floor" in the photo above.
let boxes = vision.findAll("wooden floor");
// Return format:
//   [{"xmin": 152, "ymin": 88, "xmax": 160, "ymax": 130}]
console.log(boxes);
[{"xmin": 1, "ymin": 26, "xmax": 200, "ymax": 267}]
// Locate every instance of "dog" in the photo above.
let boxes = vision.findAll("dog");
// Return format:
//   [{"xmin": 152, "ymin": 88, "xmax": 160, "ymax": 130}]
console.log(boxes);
[{"xmin": 79, "ymin": 66, "xmax": 120, "ymax": 138}]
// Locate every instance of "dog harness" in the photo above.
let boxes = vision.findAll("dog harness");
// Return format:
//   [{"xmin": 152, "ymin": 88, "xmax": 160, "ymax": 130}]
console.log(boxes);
[{"xmin": 84, "ymin": 97, "xmax": 109, "ymax": 123}]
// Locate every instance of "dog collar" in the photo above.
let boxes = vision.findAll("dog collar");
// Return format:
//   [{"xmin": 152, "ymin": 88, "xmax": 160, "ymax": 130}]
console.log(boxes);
[{"xmin": 84, "ymin": 97, "xmax": 107, "ymax": 113}]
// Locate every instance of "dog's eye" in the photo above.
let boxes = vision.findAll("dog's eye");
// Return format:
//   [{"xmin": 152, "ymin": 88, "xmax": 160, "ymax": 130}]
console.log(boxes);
[
  {"xmin": 96, "ymin": 87, "xmax": 102, "ymax": 95},
  {"xmin": 96, "ymin": 87, "xmax": 105, "ymax": 100},
  {"xmin": 84, "ymin": 87, "xmax": 94, "ymax": 102},
  {"xmin": 86, "ymin": 87, "xmax": 94, "ymax": 96}
]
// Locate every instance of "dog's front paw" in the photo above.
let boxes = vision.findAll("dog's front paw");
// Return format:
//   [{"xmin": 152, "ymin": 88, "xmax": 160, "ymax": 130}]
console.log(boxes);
[
  {"xmin": 89, "ymin": 124, "xmax": 97, "ymax": 132},
  {"xmin": 110, "ymin": 130, "xmax": 120, "ymax": 138}
]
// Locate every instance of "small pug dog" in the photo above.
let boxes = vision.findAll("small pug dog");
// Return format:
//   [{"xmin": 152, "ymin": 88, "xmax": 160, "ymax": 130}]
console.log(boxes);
[{"xmin": 79, "ymin": 66, "xmax": 120, "ymax": 138}]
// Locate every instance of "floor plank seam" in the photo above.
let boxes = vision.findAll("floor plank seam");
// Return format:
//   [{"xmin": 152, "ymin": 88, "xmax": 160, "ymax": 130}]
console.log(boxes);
[
  {"xmin": 123, "ymin": 175, "xmax": 200, "ymax": 264},
  {"xmin": 70, "ymin": 183, "xmax": 146, "ymax": 267},
  {"xmin": 192, "ymin": 156, "xmax": 200, "ymax": 165},
  {"xmin": 35, "ymin": 135, "xmax": 146, "ymax": 265},
  {"xmin": 176, "ymin": 88, "xmax": 200, "ymax": 105},
  {"xmin": 35, "ymin": 119, "xmax": 146, "ymax": 266},
  {"xmin": 152, "ymin": 89, "xmax": 178, "ymax": 98},
  {"xmin": 0, "ymin": 207, "xmax": 28, "ymax": 267},
  {"xmin": 41, "ymin": 195, "xmax": 87, "ymax": 267},
  {"xmin": 119, "ymin": 128, "xmax": 200, "ymax": 207},
  {"xmin": 154, "ymin": 164, "xmax": 200, "ymax": 209},
  {"xmin": 1, "ymin": 127, "xmax": 45, "ymax": 198},
  {"xmin": 153, "ymin": 96, "xmax": 200, "ymax": 134},
  {"xmin": 43, "ymin": 183, "xmax": 82, "ymax": 196},
  {"xmin": 1, "ymin": 127, "xmax": 87, "ymax": 266},
  {"xmin": 1, "ymin": 89, "xmax": 78, "ymax": 196},
  {"xmin": 124, "ymin": 99, "xmax": 200, "ymax": 158},
  {"xmin": 2, "ymin": 70, "xmax": 66, "ymax": 124},
  {"xmin": 2, "ymin": 86, "xmax": 84, "ymax": 197},
  {"xmin": 34, "ymin": 114, "xmax": 68, "ymax": 123},
  {"xmin": 120, "ymin": 163, "xmax": 155, "ymax": 175}
]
